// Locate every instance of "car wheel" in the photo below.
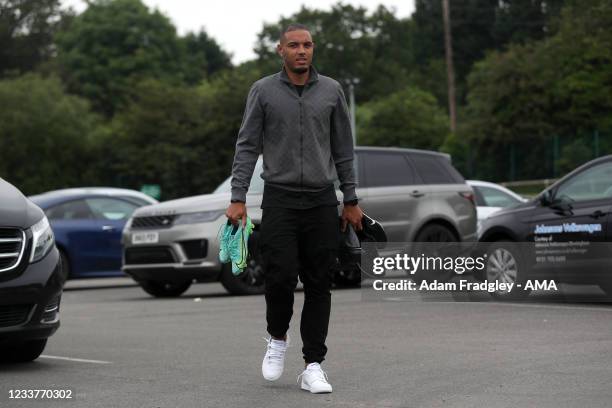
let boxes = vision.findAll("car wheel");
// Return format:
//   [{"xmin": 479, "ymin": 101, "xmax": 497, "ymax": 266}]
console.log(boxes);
[
  {"xmin": 415, "ymin": 223, "xmax": 458, "ymax": 243},
  {"xmin": 59, "ymin": 249, "xmax": 71, "ymax": 280},
  {"xmin": 220, "ymin": 230, "xmax": 265, "ymax": 295},
  {"xmin": 485, "ymin": 241, "xmax": 531, "ymax": 300},
  {"xmin": 140, "ymin": 280, "xmax": 192, "ymax": 297},
  {"xmin": 0, "ymin": 339, "xmax": 47, "ymax": 363},
  {"xmin": 411, "ymin": 224, "xmax": 458, "ymax": 284}
]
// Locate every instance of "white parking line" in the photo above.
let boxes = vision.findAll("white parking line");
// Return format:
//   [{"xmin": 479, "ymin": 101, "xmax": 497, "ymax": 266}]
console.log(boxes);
[{"xmin": 40, "ymin": 355, "xmax": 111, "ymax": 364}]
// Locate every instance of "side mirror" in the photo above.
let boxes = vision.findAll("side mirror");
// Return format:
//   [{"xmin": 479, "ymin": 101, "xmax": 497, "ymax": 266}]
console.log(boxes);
[
  {"xmin": 550, "ymin": 194, "xmax": 574, "ymax": 213},
  {"xmin": 539, "ymin": 190, "xmax": 553, "ymax": 206}
]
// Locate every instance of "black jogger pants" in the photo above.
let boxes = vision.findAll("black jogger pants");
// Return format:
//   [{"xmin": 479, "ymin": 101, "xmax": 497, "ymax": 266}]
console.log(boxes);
[{"xmin": 260, "ymin": 205, "xmax": 340, "ymax": 364}]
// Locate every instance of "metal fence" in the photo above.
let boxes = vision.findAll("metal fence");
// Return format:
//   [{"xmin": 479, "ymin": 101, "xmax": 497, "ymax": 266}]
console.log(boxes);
[{"xmin": 457, "ymin": 130, "xmax": 611, "ymax": 185}]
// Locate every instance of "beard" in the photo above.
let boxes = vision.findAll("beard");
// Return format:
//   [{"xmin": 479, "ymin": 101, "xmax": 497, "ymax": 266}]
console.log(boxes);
[{"xmin": 287, "ymin": 64, "xmax": 309, "ymax": 74}]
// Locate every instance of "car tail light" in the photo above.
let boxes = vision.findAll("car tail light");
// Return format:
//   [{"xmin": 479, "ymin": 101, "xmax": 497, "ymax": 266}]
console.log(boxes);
[{"xmin": 459, "ymin": 192, "xmax": 476, "ymax": 206}]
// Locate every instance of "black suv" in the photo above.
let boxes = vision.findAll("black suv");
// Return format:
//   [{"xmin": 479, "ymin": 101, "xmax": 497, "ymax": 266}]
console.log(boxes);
[
  {"xmin": 0, "ymin": 178, "xmax": 63, "ymax": 362},
  {"xmin": 478, "ymin": 155, "xmax": 612, "ymax": 299}
]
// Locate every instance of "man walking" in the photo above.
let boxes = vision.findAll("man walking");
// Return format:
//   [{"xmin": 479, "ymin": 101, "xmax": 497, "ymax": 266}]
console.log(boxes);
[{"xmin": 225, "ymin": 23, "xmax": 363, "ymax": 394}]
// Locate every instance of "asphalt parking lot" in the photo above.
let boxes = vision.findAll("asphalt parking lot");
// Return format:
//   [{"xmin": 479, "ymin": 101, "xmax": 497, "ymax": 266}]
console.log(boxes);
[{"xmin": 1, "ymin": 279, "xmax": 611, "ymax": 408}]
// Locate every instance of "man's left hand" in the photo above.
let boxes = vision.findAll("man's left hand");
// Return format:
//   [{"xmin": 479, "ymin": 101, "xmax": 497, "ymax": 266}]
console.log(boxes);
[{"xmin": 341, "ymin": 204, "xmax": 364, "ymax": 232}]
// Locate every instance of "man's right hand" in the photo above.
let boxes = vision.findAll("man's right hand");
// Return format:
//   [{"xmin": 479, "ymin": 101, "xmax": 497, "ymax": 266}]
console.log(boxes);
[{"xmin": 226, "ymin": 201, "xmax": 247, "ymax": 226}]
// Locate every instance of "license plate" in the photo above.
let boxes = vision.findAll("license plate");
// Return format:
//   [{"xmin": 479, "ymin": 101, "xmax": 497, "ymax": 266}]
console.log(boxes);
[{"xmin": 132, "ymin": 232, "xmax": 159, "ymax": 245}]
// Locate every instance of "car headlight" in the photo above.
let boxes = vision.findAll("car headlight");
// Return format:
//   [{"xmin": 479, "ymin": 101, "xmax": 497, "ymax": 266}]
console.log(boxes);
[
  {"xmin": 173, "ymin": 210, "xmax": 224, "ymax": 225},
  {"xmin": 30, "ymin": 216, "xmax": 55, "ymax": 263}
]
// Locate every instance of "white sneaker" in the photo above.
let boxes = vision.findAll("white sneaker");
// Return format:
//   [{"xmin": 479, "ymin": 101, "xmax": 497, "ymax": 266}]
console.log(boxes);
[
  {"xmin": 261, "ymin": 336, "xmax": 289, "ymax": 381},
  {"xmin": 298, "ymin": 363, "xmax": 333, "ymax": 394}
]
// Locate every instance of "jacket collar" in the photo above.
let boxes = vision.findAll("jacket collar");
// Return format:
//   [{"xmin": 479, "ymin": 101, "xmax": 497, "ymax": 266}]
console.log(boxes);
[{"xmin": 279, "ymin": 65, "xmax": 319, "ymax": 85}]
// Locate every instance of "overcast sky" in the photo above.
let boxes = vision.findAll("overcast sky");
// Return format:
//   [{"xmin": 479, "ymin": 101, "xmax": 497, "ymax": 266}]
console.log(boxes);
[{"xmin": 62, "ymin": 1, "xmax": 416, "ymax": 64}]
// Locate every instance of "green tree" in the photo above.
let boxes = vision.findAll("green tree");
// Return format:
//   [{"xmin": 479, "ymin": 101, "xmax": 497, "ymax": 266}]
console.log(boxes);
[
  {"xmin": 543, "ymin": 0, "xmax": 612, "ymax": 133},
  {"xmin": 413, "ymin": 0, "xmax": 564, "ymax": 105},
  {"xmin": 194, "ymin": 62, "xmax": 265, "ymax": 187},
  {"xmin": 413, "ymin": 0, "xmax": 498, "ymax": 86},
  {"xmin": 181, "ymin": 30, "xmax": 232, "ymax": 84},
  {"xmin": 108, "ymin": 79, "xmax": 211, "ymax": 198},
  {"xmin": 493, "ymin": 0, "xmax": 565, "ymax": 45},
  {"xmin": 358, "ymin": 86, "xmax": 449, "ymax": 150},
  {"xmin": 0, "ymin": 0, "xmax": 71, "ymax": 77},
  {"xmin": 56, "ymin": 0, "xmax": 200, "ymax": 116},
  {"xmin": 0, "ymin": 74, "xmax": 101, "ymax": 194},
  {"xmin": 461, "ymin": 0, "xmax": 612, "ymax": 181},
  {"xmin": 106, "ymin": 65, "xmax": 263, "ymax": 199}
]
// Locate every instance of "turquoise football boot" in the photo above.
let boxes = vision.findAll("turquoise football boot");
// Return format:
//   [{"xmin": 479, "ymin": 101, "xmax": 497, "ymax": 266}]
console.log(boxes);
[
  {"xmin": 230, "ymin": 217, "xmax": 255, "ymax": 276},
  {"xmin": 218, "ymin": 221, "xmax": 234, "ymax": 264}
]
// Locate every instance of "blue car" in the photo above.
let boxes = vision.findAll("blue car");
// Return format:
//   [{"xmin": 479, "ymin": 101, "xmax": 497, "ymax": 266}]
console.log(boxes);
[{"xmin": 29, "ymin": 188, "xmax": 157, "ymax": 279}]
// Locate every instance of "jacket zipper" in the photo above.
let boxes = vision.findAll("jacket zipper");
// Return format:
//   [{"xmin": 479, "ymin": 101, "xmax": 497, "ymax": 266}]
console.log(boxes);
[{"xmin": 299, "ymin": 86, "xmax": 304, "ymax": 207}]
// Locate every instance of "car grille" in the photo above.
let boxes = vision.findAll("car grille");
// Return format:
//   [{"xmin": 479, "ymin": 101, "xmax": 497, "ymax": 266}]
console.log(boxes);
[
  {"xmin": 180, "ymin": 239, "xmax": 208, "ymax": 260},
  {"xmin": 125, "ymin": 247, "xmax": 176, "ymax": 265},
  {"xmin": 0, "ymin": 228, "xmax": 25, "ymax": 272},
  {"xmin": 0, "ymin": 304, "xmax": 32, "ymax": 327},
  {"xmin": 131, "ymin": 215, "xmax": 177, "ymax": 229}
]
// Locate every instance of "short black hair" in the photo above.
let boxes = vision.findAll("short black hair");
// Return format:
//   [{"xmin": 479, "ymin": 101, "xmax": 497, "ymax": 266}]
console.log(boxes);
[{"xmin": 279, "ymin": 23, "xmax": 311, "ymax": 43}]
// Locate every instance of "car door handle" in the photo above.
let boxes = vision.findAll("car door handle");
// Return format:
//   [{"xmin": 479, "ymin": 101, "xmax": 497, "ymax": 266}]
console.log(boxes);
[
  {"xmin": 102, "ymin": 225, "xmax": 115, "ymax": 231},
  {"xmin": 590, "ymin": 210, "xmax": 606, "ymax": 219},
  {"xmin": 410, "ymin": 190, "xmax": 425, "ymax": 198}
]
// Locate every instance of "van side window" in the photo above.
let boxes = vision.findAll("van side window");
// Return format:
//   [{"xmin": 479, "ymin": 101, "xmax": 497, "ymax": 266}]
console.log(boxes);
[
  {"xmin": 474, "ymin": 186, "xmax": 522, "ymax": 207},
  {"xmin": 556, "ymin": 162, "xmax": 612, "ymax": 202},
  {"xmin": 85, "ymin": 198, "xmax": 140, "ymax": 221},
  {"xmin": 410, "ymin": 154, "xmax": 457, "ymax": 184},
  {"xmin": 361, "ymin": 152, "xmax": 417, "ymax": 187},
  {"xmin": 46, "ymin": 200, "xmax": 95, "ymax": 220}
]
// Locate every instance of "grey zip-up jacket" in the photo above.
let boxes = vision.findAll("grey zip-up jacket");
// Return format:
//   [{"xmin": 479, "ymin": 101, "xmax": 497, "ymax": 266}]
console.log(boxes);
[{"xmin": 230, "ymin": 66, "xmax": 357, "ymax": 204}]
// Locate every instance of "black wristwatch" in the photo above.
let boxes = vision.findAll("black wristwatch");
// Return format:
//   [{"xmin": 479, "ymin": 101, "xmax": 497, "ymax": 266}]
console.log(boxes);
[
  {"xmin": 230, "ymin": 199, "xmax": 245, "ymax": 204},
  {"xmin": 343, "ymin": 199, "xmax": 359, "ymax": 206}
]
